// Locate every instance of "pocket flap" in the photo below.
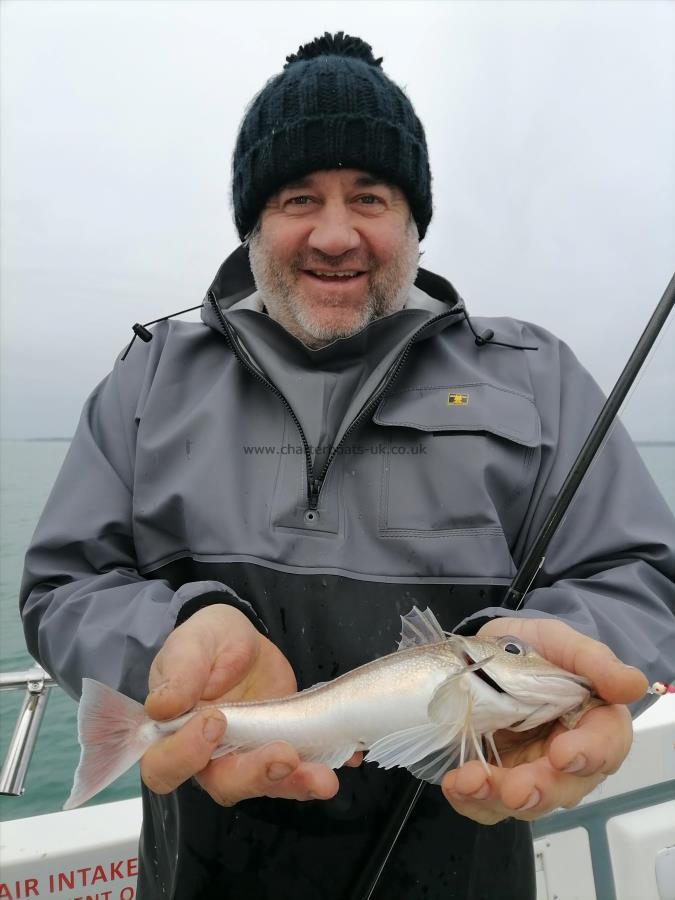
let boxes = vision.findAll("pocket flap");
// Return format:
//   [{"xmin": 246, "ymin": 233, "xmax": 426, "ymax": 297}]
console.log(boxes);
[{"xmin": 373, "ymin": 383, "xmax": 541, "ymax": 447}]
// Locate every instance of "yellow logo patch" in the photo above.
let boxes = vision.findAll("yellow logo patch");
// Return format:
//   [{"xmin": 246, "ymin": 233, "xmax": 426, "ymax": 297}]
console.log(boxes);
[{"xmin": 447, "ymin": 392, "xmax": 469, "ymax": 406}]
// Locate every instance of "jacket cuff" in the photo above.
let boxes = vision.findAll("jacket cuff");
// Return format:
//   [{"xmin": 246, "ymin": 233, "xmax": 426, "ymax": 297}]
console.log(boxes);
[{"xmin": 173, "ymin": 582, "xmax": 268, "ymax": 635}]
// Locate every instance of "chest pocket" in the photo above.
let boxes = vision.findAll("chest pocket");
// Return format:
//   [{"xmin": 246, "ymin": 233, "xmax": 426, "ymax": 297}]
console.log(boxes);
[{"xmin": 372, "ymin": 383, "xmax": 541, "ymax": 538}]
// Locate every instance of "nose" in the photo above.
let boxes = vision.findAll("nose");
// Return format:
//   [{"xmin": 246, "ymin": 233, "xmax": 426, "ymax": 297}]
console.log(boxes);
[{"xmin": 307, "ymin": 204, "xmax": 360, "ymax": 257}]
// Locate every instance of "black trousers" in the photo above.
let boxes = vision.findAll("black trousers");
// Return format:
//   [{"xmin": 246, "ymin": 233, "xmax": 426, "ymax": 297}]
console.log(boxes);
[{"xmin": 137, "ymin": 767, "xmax": 536, "ymax": 900}]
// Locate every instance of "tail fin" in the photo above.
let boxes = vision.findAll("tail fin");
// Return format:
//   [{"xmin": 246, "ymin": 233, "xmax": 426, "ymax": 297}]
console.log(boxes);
[{"xmin": 64, "ymin": 678, "xmax": 155, "ymax": 810}]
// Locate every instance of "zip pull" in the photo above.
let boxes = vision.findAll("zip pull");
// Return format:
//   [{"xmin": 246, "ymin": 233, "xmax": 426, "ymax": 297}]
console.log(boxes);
[{"xmin": 308, "ymin": 477, "xmax": 321, "ymax": 510}]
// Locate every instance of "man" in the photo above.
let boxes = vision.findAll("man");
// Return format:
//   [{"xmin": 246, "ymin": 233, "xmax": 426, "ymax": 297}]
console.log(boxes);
[{"xmin": 21, "ymin": 32, "xmax": 675, "ymax": 899}]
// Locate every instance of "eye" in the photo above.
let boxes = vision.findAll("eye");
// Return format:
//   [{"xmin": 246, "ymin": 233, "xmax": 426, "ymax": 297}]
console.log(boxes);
[
  {"xmin": 355, "ymin": 194, "xmax": 382, "ymax": 205},
  {"xmin": 497, "ymin": 636, "xmax": 528, "ymax": 656},
  {"xmin": 286, "ymin": 195, "xmax": 313, "ymax": 206}
]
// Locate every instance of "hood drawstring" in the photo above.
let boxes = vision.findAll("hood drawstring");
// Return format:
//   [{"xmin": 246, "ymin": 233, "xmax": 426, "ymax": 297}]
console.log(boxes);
[
  {"xmin": 121, "ymin": 304, "xmax": 203, "ymax": 360},
  {"xmin": 461, "ymin": 308, "xmax": 538, "ymax": 351}
]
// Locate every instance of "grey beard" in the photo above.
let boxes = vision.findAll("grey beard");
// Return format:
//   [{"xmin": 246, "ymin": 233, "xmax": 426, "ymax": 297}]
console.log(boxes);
[{"xmin": 248, "ymin": 223, "xmax": 420, "ymax": 348}]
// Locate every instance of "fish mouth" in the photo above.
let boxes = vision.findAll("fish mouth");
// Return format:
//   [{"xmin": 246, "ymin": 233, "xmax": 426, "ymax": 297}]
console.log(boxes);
[{"xmin": 462, "ymin": 651, "xmax": 506, "ymax": 694}]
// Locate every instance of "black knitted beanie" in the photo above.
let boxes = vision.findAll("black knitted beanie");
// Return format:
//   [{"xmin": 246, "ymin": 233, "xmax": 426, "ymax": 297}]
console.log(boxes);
[{"xmin": 232, "ymin": 32, "xmax": 432, "ymax": 241}]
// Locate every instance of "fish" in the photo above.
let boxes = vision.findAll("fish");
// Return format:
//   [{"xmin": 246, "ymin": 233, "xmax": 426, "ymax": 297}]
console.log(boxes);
[{"xmin": 64, "ymin": 606, "xmax": 601, "ymax": 809}]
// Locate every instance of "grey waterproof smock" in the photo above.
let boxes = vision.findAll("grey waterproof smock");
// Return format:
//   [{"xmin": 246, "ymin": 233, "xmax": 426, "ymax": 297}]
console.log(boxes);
[{"xmin": 21, "ymin": 248, "xmax": 675, "ymax": 899}]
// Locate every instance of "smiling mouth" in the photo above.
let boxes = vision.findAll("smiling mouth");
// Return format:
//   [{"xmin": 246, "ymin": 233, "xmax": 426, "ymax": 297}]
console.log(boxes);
[{"xmin": 301, "ymin": 270, "xmax": 367, "ymax": 284}]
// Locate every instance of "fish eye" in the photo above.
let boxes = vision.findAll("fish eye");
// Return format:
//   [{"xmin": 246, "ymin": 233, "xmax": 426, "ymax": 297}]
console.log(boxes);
[{"xmin": 497, "ymin": 636, "xmax": 527, "ymax": 655}]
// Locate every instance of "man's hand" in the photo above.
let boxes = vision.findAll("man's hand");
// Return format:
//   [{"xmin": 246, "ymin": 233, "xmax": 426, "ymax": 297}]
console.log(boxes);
[
  {"xmin": 140, "ymin": 605, "xmax": 355, "ymax": 805},
  {"xmin": 441, "ymin": 617, "xmax": 648, "ymax": 825}
]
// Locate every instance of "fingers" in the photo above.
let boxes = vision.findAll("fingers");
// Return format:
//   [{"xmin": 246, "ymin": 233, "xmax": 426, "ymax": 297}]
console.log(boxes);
[
  {"xmin": 441, "ymin": 703, "xmax": 633, "ymax": 825},
  {"xmin": 195, "ymin": 742, "xmax": 340, "ymax": 806},
  {"xmin": 142, "ymin": 705, "xmax": 353, "ymax": 805},
  {"xmin": 442, "ymin": 758, "xmax": 606, "ymax": 826},
  {"xmin": 146, "ymin": 606, "xmax": 260, "ymax": 719},
  {"xmin": 547, "ymin": 704, "xmax": 633, "ymax": 776}
]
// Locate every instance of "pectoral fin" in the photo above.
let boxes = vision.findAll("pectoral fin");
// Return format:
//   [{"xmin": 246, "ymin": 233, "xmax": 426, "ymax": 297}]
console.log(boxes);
[
  {"xmin": 365, "ymin": 721, "xmax": 462, "ymax": 780},
  {"xmin": 365, "ymin": 672, "xmax": 469, "ymax": 782},
  {"xmin": 428, "ymin": 671, "xmax": 470, "ymax": 724},
  {"xmin": 365, "ymin": 666, "xmax": 493, "ymax": 783},
  {"xmin": 365, "ymin": 719, "xmax": 486, "ymax": 785},
  {"xmin": 427, "ymin": 657, "xmax": 494, "ymax": 725},
  {"xmin": 407, "ymin": 740, "xmax": 473, "ymax": 784}
]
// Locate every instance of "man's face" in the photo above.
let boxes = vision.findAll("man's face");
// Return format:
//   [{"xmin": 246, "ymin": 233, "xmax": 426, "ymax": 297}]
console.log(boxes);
[{"xmin": 248, "ymin": 169, "xmax": 420, "ymax": 348}]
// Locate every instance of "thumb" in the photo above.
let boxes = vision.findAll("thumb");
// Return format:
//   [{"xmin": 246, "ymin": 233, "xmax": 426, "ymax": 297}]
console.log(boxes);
[
  {"xmin": 146, "ymin": 606, "xmax": 259, "ymax": 719},
  {"xmin": 580, "ymin": 655, "xmax": 648, "ymax": 706},
  {"xmin": 549, "ymin": 628, "xmax": 648, "ymax": 704}
]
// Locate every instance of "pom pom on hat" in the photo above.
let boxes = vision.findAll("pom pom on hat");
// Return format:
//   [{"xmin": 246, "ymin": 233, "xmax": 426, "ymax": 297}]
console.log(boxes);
[{"xmin": 284, "ymin": 31, "xmax": 383, "ymax": 69}]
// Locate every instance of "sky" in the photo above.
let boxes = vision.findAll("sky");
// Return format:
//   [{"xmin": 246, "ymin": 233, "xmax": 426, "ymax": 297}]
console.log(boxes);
[{"xmin": 1, "ymin": 0, "xmax": 674, "ymax": 440}]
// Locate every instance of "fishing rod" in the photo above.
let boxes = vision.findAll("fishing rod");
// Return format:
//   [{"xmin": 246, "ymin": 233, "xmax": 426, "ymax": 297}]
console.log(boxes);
[{"xmin": 350, "ymin": 270, "xmax": 675, "ymax": 900}]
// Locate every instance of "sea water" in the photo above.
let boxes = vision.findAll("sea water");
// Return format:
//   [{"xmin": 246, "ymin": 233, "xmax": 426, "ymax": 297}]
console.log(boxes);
[
  {"xmin": 0, "ymin": 441, "xmax": 140, "ymax": 821},
  {"xmin": 1, "ymin": 438, "xmax": 674, "ymax": 821}
]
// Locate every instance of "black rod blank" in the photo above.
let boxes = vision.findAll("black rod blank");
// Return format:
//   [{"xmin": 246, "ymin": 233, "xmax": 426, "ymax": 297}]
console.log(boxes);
[{"xmin": 506, "ymin": 269, "xmax": 675, "ymax": 606}]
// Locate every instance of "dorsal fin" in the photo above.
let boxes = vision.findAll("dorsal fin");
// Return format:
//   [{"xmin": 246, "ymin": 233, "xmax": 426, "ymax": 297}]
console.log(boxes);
[{"xmin": 397, "ymin": 606, "xmax": 446, "ymax": 650}]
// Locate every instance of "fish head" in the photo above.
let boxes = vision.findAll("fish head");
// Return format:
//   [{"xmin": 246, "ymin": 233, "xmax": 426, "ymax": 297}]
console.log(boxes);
[{"xmin": 454, "ymin": 634, "xmax": 594, "ymax": 731}]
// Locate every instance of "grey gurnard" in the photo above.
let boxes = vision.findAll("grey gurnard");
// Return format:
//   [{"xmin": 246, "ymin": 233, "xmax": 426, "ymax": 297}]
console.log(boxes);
[{"xmin": 64, "ymin": 607, "xmax": 601, "ymax": 809}]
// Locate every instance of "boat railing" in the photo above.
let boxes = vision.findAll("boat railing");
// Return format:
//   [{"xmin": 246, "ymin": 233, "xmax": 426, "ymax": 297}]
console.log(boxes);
[{"xmin": 0, "ymin": 665, "xmax": 55, "ymax": 796}]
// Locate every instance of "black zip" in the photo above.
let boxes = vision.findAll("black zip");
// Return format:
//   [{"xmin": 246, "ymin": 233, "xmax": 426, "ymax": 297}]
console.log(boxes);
[
  {"xmin": 208, "ymin": 292, "xmax": 459, "ymax": 510},
  {"xmin": 311, "ymin": 312, "xmax": 457, "ymax": 506},
  {"xmin": 208, "ymin": 292, "xmax": 315, "ymax": 496}
]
